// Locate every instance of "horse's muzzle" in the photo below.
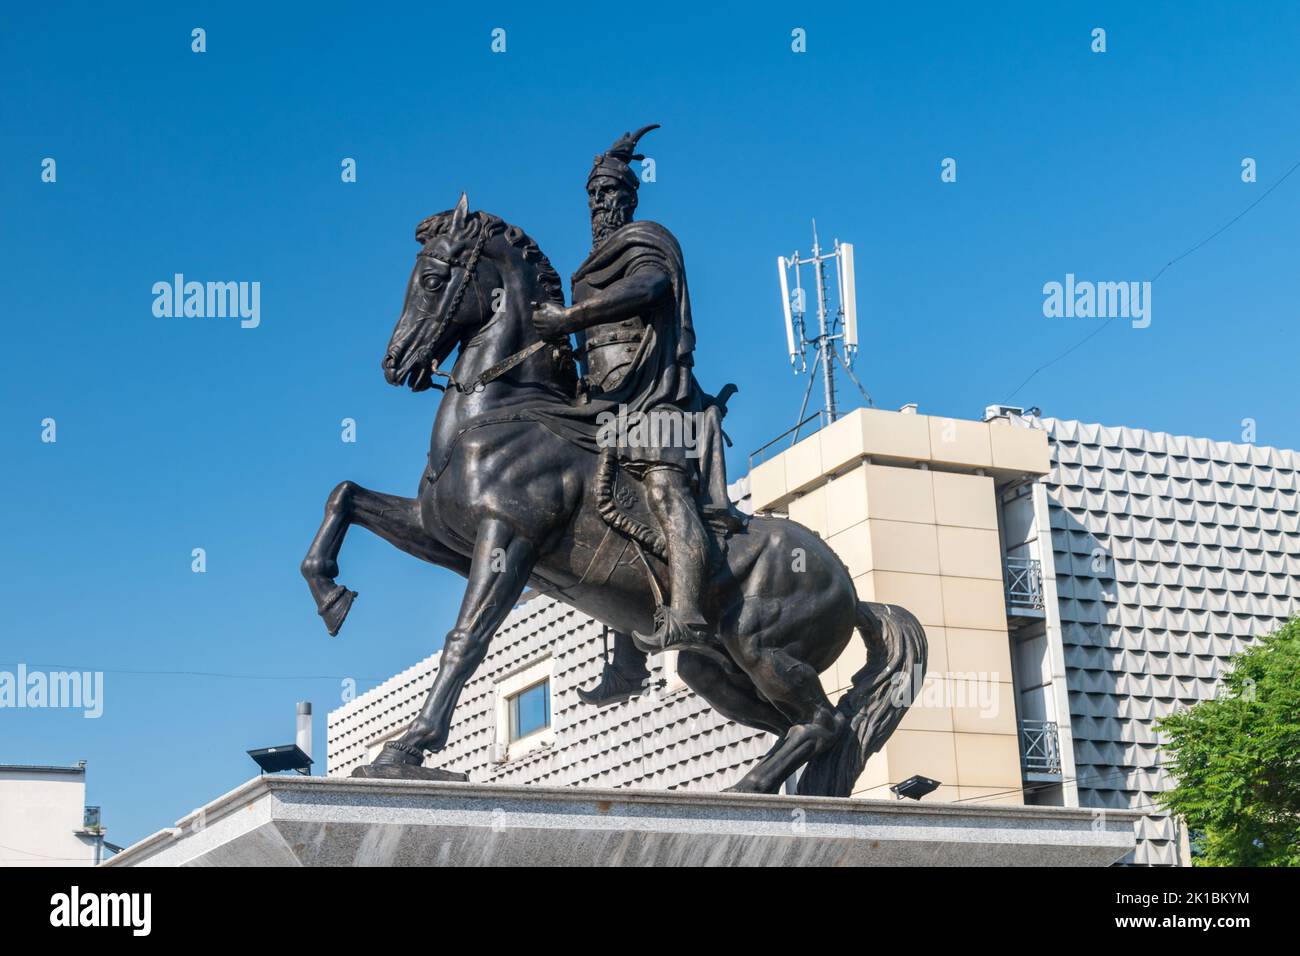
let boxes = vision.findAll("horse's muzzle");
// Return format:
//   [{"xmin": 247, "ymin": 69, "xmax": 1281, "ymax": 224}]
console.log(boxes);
[{"xmin": 382, "ymin": 349, "xmax": 407, "ymax": 386}]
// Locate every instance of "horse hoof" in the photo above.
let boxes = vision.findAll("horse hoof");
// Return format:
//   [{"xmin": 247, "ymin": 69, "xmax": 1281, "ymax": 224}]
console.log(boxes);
[
  {"xmin": 351, "ymin": 763, "xmax": 468, "ymax": 782},
  {"xmin": 320, "ymin": 586, "xmax": 358, "ymax": 636}
]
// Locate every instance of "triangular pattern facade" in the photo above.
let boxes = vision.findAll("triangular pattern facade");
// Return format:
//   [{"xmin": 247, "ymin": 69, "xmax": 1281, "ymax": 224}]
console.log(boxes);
[
  {"xmin": 326, "ymin": 596, "xmax": 773, "ymax": 793},
  {"xmin": 1042, "ymin": 417, "xmax": 1300, "ymax": 865}
]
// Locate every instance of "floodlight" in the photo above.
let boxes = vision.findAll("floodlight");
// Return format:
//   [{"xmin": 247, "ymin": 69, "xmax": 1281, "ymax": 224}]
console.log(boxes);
[
  {"xmin": 890, "ymin": 774, "xmax": 941, "ymax": 800},
  {"xmin": 247, "ymin": 744, "xmax": 313, "ymax": 775}
]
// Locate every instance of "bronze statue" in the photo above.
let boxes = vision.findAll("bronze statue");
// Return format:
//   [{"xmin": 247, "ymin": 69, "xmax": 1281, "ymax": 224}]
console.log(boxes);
[
  {"xmin": 532, "ymin": 124, "xmax": 737, "ymax": 657},
  {"xmin": 301, "ymin": 127, "xmax": 927, "ymax": 796}
]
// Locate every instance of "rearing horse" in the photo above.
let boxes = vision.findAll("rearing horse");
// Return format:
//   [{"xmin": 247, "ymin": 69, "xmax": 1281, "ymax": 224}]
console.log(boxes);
[{"xmin": 301, "ymin": 194, "xmax": 926, "ymax": 795}]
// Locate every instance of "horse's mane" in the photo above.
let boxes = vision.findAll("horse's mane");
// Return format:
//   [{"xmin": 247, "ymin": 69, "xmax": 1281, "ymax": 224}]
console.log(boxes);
[{"xmin": 415, "ymin": 209, "xmax": 565, "ymax": 305}]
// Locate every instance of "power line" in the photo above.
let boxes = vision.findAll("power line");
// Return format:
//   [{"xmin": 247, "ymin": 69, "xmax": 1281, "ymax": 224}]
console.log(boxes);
[
  {"xmin": 951, "ymin": 761, "xmax": 1167, "ymax": 807},
  {"xmin": 0, "ymin": 839, "xmax": 94, "ymax": 862},
  {"xmin": 1005, "ymin": 157, "xmax": 1300, "ymax": 401},
  {"xmin": 1149, "ymin": 157, "xmax": 1300, "ymax": 283},
  {"xmin": 0, "ymin": 662, "xmax": 389, "ymax": 682},
  {"xmin": 1005, "ymin": 317, "xmax": 1117, "ymax": 402}
]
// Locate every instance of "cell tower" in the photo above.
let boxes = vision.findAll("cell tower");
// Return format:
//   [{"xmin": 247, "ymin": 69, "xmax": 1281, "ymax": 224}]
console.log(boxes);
[{"xmin": 776, "ymin": 219, "xmax": 872, "ymax": 441}]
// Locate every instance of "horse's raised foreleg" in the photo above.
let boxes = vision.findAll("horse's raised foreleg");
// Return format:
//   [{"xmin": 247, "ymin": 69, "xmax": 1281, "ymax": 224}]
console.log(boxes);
[
  {"xmin": 375, "ymin": 518, "xmax": 536, "ymax": 765},
  {"xmin": 301, "ymin": 480, "xmax": 469, "ymax": 635}
]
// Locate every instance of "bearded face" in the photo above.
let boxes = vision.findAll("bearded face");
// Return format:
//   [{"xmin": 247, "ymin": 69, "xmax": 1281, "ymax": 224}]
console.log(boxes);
[{"xmin": 588, "ymin": 177, "xmax": 636, "ymax": 248}]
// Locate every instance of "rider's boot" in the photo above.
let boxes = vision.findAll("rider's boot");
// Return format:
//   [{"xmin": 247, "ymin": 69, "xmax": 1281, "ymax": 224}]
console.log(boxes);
[
  {"xmin": 577, "ymin": 630, "xmax": 652, "ymax": 706},
  {"xmin": 633, "ymin": 544, "xmax": 722, "ymax": 654},
  {"xmin": 634, "ymin": 469, "xmax": 724, "ymax": 654},
  {"xmin": 701, "ymin": 503, "xmax": 748, "ymax": 534}
]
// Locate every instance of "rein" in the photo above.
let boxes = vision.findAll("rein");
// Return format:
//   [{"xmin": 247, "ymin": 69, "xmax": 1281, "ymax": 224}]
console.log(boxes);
[
  {"xmin": 433, "ymin": 337, "xmax": 554, "ymax": 394},
  {"xmin": 422, "ymin": 222, "xmax": 565, "ymax": 395}
]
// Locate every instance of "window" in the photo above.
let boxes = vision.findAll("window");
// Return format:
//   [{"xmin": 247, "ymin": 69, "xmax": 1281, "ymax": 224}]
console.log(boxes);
[
  {"xmin": 493, "ymin": 657, "xmax": 555, "ymax": 761},
  {"xmin": 508, "ymin": 679, "xmax": 551, "ymax": 742}
]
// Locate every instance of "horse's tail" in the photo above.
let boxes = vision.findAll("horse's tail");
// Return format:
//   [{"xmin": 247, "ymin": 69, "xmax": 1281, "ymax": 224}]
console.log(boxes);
[
  {"xmin": 797, "ymin": 600, "xmax": 928, "ymax": 798},
  {"xmin": 593, "ymin": 447, "xmax": 667, "ymax": 560}
]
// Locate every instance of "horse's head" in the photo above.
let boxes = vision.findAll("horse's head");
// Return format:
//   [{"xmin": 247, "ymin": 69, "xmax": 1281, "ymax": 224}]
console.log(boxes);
[{"xmin": 383, "ymin": 192, "xmax": 563, "ymax": 391}]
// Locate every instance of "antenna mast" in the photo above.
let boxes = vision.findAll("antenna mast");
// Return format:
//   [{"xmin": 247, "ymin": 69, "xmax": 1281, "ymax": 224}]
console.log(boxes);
[{"xmin": 776, "ymin": 220, "xmax": 870, "ymax": 442}]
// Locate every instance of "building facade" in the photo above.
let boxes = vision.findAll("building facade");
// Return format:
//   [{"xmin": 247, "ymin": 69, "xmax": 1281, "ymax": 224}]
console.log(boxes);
[
  {"xmin": 0, "ymin": 763, "xmax": 110, "ymax": 866},
  {"xmin": 1034, "ymin": 415, "xmax": 1299, "ymax": 863},
  {"xmin": 328, "ymin": 407, "xmax": 1299, "ymax": 865},
  {"xmin": 327, "ymin": 596, "xmax": 775, "ymax": 792}
]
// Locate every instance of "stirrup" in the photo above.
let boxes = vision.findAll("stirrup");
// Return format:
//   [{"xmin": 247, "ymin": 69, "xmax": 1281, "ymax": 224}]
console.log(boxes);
[{"xmin": 633, "ymin": 606, "xmax": 721, "ymax": 654}]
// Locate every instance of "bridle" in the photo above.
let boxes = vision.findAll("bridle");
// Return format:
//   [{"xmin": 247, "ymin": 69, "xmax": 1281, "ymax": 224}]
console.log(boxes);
[
  {"xmin": 417, "ymin": 222, "xmax": 560, "ymax": 395},
  {"xmin": 435, "ymin": 225, "xmax": 490, "ymax": 329},
  {"xmin": 412, "ymin": 224, "xmax": 489, "ymax": 380}
]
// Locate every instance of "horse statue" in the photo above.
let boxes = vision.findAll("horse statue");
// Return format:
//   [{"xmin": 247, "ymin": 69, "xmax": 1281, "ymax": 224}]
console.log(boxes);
[{"xmin": 301, "ymin": 194, "xmax": 926, "ymax": 796}]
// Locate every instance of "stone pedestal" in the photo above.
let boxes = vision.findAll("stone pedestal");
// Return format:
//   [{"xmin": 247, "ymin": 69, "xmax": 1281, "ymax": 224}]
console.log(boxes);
[{"xmin": 105, "ymin": 776, "xmax": 1137, "ymax": 867}]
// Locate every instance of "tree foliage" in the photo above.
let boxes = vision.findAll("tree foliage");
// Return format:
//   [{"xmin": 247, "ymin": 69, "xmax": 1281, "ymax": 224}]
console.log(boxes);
[{"xmin": 1157, "ymin": 617, "xmax": 1300, "ymax": 866}]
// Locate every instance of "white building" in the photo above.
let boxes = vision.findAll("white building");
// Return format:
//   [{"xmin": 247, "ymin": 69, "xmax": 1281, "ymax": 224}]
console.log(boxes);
[
  {"xmin": 1031, "ymin": 415, "xmax": 1299, "ymax": 862},
  {"xmin": 328, "ymin": 408, "xmax": 1300, "ymax": 865},
  {"xmin": 328, "ymin": 593, "xmax": 773, "ymax": 792},
  {"xmin": 0, "ymin": 763, "xmax": 113, "ymax": 866}
]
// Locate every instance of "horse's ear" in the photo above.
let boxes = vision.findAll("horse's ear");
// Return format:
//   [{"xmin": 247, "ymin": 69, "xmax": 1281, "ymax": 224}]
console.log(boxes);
[{"xmin": 451, "ymin": 192, "xmax": 469, "ymax": 231}]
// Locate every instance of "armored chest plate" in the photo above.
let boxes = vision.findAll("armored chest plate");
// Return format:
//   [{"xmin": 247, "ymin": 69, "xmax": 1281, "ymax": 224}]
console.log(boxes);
[{"xmin": 583, "ymin": 316, "xmax": 645, "ymax": 392}]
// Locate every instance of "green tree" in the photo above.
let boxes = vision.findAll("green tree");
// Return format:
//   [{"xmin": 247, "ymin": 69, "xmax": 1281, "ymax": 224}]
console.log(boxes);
[{"xmin": 1157, "ymin": 617, "xmax": 1300, "ymax": 866}]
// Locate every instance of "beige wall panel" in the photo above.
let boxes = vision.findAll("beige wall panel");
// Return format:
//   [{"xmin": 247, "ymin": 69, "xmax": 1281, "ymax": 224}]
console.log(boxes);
[
  {"xmin": 945, "ymin": 627, "xmax": 1013, "ymax": 677},
  {"xmin": 949, "ymin": 680, "xmax": 1018, "ymax": 735},
  {"xmin": 749, "ymin": 456, "xmax": 787, "ymax": 512},
  {"xmin": 898, "ymin": 690, "xmax": 956, "ymax": 733},
  {"xmin": 869, "ymin": 571, "xmax": 945, "ymax": 629},
  {"xmin": 953, "ymin": 732, "xmax": 1023, "ymax": 790},
  {"xmin": 936, "ymin": 525, "xmax": 1003, "ymax": 580},
  {"xmin": 819, "ymin": 412, "xmax": 867, "ymax": 474},
  {"xmin": 989, "ymin": 422, "xmax": 1050, "ymax": 474},
  {"xmin": 912, "ymin": 623, "xmax": 949, "ymax": 674},
  {"xmin": 941, "ymin": 576, "xmax": 1008, "ymax": 631},
  {"xmin": 864, "ymin": 464, "xmax": 936, "ymax": 524},
  {"xmin": 783, "ymin": 433, "xmax": 825, "ymax": 496},
  {"xmin": 931, "ymin": 470, "xmax": 998, "ymax": 530},
  {"xmin": 824, "ymin": 468, "xmax": 869, "ymax": 536},
  {"xmin": 927, "ymin": 417, "xmax": 993, "ymax": 468},
  {"xmin": 787, "ymin": 485, "xmax": 829, "ymax": 538},
  {"xmin": 853, "ymin": 749, "xmax": 893, "ymax": 793},
  {"xmin": 876, "ymin": 728, "xmax": 959, "ymax": 784},
  {"xmin": 859, "ymin": 408, "xmax": 932, "ymax": 461},
  {"xmin": 827, "ymin": 521, "xmax": 874, "ymax": 577},
  {"xmin": 868, "ymin": 518, "xmax": 940, "ymax": 576}
]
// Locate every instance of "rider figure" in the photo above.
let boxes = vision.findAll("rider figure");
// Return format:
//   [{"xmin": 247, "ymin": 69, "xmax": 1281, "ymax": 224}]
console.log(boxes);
[{"xmin": 531, "ymin": 125, "xmax": 738, "ymax": 658}]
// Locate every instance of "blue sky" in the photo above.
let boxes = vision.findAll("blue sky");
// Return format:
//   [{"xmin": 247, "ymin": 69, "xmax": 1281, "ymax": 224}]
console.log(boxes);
[{"xmin": 2, "ymin": 2, "xmax": 1298, "ymax": 850}]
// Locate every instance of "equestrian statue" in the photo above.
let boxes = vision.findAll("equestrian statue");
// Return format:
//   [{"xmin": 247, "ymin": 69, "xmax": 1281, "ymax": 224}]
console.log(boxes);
[{"xmin": 301, "ymin": 126, "xmax": 927, "ymax": 796}]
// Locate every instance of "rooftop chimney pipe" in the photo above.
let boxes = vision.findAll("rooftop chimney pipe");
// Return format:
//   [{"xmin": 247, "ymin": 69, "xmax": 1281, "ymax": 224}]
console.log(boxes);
[{"xmin": 296, "ymin": 701, "xmax": 312, "ymax": 766}]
